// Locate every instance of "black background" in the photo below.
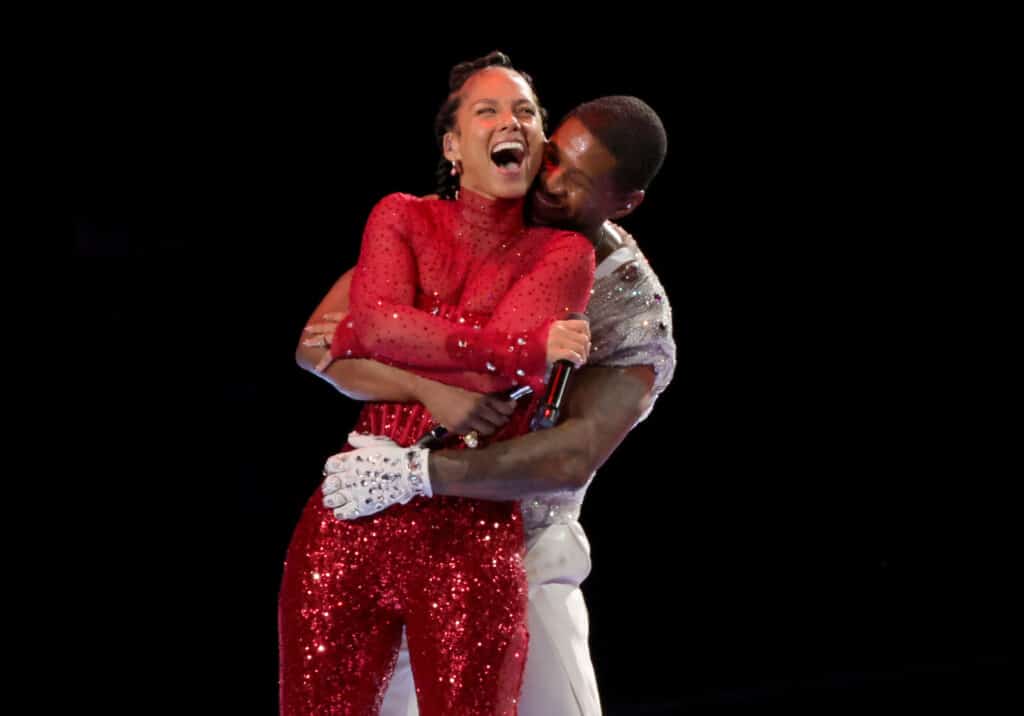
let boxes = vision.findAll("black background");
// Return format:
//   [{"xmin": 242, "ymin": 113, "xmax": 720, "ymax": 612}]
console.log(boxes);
[{"xmin": 71, "ymin": 23, "xmax": 1012, "ymax": 713}]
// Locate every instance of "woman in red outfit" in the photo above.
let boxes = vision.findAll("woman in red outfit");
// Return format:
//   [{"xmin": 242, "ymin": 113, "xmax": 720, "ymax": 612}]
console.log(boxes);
[{"xmin": 279, "ymin": 52, "xmax": 596, "ymax": 715}]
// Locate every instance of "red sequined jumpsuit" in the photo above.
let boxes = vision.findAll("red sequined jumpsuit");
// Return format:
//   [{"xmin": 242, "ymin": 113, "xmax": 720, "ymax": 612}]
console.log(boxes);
[{"xmin": 279, "ymin": 188, "xmax": 595, "ymax": 715}]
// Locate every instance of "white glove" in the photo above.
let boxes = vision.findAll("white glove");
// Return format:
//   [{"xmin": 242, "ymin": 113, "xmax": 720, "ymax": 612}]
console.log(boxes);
[
  {"xmin": 321, "ymin": 432, "xmax": 432, "ymax": 520},
  {"xmin": 345, "ymin": 432, "xmax": 405, "ymax": 450}
]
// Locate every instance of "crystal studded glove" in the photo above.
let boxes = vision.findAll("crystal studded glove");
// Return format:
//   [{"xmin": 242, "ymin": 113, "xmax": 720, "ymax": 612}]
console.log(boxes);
[{"xmin": 321, "ymin": 432, "xmax": 432, "ymax": 520}]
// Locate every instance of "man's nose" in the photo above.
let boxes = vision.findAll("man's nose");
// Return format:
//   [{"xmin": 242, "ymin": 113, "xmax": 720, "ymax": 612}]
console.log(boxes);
[{"xmin": 541, "ymin": 168, "xmax": 566, "ymax": 196}]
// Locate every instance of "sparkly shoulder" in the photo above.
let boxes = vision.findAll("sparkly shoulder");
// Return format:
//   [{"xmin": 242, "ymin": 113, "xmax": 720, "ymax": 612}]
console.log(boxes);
[{"xmin": 588, "ymin": 223, "xmax": 676, "ymax": 398}]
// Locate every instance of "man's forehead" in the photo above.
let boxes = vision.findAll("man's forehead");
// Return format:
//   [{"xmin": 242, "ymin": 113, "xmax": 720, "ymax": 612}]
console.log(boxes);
[
  {"xmin": 553, "ymin": 117, "xmax": 617, "ymax": 171},
  {"xmin": 552, "ymin": 118, "xmax": 592, "ymax": 152}
]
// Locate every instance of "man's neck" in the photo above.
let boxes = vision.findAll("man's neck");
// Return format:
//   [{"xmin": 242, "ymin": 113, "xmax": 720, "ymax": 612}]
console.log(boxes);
[{"xmin": 587, "ymin": 221, "xmax": 624, "ymax": 265}]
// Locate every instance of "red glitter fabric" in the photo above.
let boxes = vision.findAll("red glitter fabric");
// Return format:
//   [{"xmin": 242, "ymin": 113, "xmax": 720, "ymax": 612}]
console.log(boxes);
[{"xmin": 279, "ymin": 189, "xmax": 594, "ymax": 714}]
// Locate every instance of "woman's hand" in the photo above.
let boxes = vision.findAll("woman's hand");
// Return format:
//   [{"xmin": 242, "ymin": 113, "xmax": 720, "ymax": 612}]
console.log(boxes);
[{"xmin": 545, "ymin": 319, "xmax": 591, "ymax": 368}]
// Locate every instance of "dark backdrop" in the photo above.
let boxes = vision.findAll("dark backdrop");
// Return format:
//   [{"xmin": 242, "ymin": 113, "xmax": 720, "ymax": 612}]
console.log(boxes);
[{"xmin": 71, "ymin": 28, "xmax": 1012, "ymax": 712}]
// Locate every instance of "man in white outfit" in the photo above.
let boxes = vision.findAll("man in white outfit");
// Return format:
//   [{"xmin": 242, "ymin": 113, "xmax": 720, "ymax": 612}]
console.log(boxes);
[{"xmin": 299, "ymin": 96, "xmax": 673, "ymax": 715}]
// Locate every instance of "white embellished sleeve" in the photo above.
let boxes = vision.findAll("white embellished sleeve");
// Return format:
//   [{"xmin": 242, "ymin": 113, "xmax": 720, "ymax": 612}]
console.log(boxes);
[{"xmin": 587, "ymin": 235, "xmax": 676, "ymax": 399}]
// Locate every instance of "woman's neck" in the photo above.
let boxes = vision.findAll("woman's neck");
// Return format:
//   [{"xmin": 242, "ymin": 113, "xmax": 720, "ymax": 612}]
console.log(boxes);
[{"xmin": 456, "ymin": 186, "xmax": 526, "ymax": 234}]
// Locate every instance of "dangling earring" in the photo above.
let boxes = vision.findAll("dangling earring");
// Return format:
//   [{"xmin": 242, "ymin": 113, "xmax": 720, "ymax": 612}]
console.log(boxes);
[{"xmin": 450, "ymin": 161, "xmax": 458, "ymax": 177}]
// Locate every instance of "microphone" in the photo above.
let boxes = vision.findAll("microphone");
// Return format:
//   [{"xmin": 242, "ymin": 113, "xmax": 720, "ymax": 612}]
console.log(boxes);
[
  {"xmin": 415, "ymin": 425, "xmax": 450, "ymax": 450},
  {"xmin": 416, "ymin": 385, "xmax": 535, "ymax": 448},
  {"xmin": 531, "ymin": 312, "xmax": 589, "ymax": 431}
]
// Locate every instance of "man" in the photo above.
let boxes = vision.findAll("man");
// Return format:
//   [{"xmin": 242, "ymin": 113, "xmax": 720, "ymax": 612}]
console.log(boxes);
[{"xmin": 299, "ymin": 96, "xmax": 672, "ymax": 715}]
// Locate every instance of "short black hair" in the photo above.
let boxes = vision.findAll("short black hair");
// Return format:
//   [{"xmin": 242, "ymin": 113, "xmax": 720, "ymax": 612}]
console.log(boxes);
[{"xmin": 564, "ymin": 96, "xmax": 667, "ymax": 193}]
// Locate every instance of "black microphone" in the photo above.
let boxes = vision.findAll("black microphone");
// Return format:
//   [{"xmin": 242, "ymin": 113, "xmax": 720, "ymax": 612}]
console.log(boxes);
[
  {"xmin": 531, "ymin": 312, "xmax": 589, "ymax": 431},
  {"xmin": 416, "ymin": 385, "xmax": 535, "ymax": 448},
  {"xmin": 415, "ymin": 425, "xmax": 450, "ymax": 449}
]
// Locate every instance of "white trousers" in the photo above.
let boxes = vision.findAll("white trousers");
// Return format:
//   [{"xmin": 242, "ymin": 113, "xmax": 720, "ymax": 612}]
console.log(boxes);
[{"xmin": 380, "ymin": 521, "xmax": 601, "ymax": 715}]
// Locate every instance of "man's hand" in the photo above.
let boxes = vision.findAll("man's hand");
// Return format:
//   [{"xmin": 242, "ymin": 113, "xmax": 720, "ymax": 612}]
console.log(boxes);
[
  {"xmin": 302, "ymin": 312, "xmax": 345, "ymax": 373},
  {"xmin": 546, "ymin": 319, "xmax": 591, "ymax": 368},
  {"xmin": 321, "ymin": 433, "xmax": 432, "ymax": 520},
  {"xmin": 415, "ymin": 380, "xmax": 516, "ymax": 436}
]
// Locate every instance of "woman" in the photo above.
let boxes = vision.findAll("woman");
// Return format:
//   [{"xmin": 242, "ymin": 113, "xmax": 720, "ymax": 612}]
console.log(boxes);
[{"xmin": 279, "ymin": 52, "xmax": 595, "ymax": 715}]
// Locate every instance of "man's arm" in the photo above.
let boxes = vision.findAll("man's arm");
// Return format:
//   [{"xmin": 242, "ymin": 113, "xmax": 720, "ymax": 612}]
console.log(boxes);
[
  {"xmin": 296, "ymin": 268, "xmax": 516, "ymax": 434},
  {"xmin": 428, "ymin": 364, "xmax": 657, "ymax": 500},
  {"xmin": 296, "ymin": 268, "xmax": 420, "ymax": 401}
]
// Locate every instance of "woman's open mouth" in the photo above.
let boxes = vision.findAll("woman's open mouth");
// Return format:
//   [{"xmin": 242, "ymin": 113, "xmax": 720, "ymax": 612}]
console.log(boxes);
[{"xmin": 490, "ymin": 141, "xmax": 527, "ymax": 176}]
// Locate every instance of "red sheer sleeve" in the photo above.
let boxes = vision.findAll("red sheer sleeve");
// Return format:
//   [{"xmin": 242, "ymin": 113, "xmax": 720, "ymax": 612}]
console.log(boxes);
[{"xmin": 331, "ymin": 194, "xmax": 594, "ymax": 387}]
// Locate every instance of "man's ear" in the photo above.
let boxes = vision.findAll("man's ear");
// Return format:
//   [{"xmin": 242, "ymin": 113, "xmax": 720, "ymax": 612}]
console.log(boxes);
[{"xmin": 610, "ymin": 190, "xmax": 645, "ymax": 220}]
